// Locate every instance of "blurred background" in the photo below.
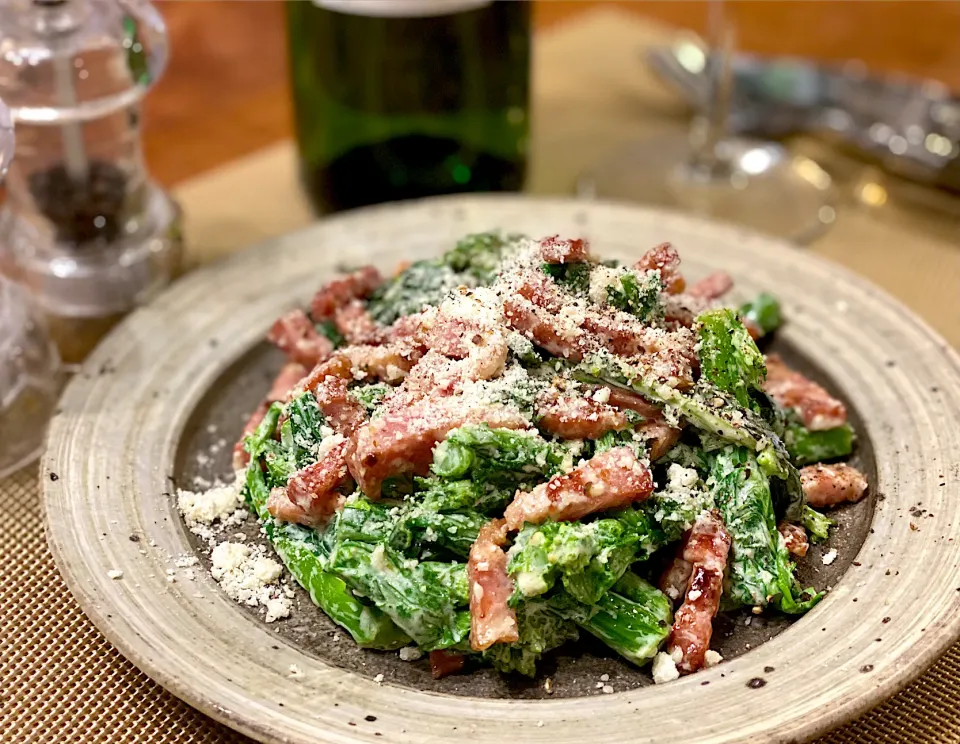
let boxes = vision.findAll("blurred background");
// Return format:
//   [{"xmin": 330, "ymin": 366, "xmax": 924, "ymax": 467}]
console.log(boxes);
[{"xmin": 147, "ymin": 1, "xmax": 960, "ymax": 186}]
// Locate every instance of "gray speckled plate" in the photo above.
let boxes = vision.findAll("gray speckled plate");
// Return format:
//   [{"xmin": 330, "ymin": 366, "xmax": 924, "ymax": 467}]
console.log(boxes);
[{"xmin": 44, "ymin": 196, "xmax": 960, "ymax": 743}]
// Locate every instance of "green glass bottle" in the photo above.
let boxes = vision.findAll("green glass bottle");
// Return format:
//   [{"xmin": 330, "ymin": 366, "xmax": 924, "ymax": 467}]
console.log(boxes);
[{"xmin": 286, "ymin": 0, "xmax": 530, "ymax": 213}]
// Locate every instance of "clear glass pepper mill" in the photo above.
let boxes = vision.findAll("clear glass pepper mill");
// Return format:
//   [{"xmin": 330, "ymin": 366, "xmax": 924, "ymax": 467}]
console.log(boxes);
[
  {"xmin": 0, "ymin": 96, "xmax": 62, "ymax": 478},
  {"xmin": 0, "ymin": 0, "xmax": 181, "ymax": 364}
]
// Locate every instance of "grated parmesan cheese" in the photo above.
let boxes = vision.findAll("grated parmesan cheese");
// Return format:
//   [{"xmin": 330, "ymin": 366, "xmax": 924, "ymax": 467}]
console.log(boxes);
[
  {"xmin": 652, "ymin": 651, "xmax": 680, "ymax": 684},
  {"xmin": 704, "ymin": 650, "xmax": 723, "ymax": 667}
]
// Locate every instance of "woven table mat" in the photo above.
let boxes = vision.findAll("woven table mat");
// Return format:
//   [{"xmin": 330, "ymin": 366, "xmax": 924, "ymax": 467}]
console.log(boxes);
[{"xmin": 5, "ymin": 7, "xmax": 960, "ymax": 743}]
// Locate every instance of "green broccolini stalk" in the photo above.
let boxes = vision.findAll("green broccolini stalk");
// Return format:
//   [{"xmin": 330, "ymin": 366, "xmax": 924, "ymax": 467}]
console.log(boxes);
[
  {"xmin": 483, "ymin": 600, "xmax": 579, "ymax": 677},
  {"xmin": 697, "ymin": 308, "xmax": 766, "ymax": 411},
  {"xmin": 327, "ymin": 539, "xmax": 471, "ymax": 651},
  {"xmin": 578, "ymin": 353, "xmax": 805, "ymax": 521},
  {"xmin": 802, "ymin": 505, "xmax": 834, "ymax": 543},
  {"xmin": 551, "ymin": 573, "xmax": 673, "ymax": 666},
  {"xmin": 739, "ymin": 293, "xmax": 782, "ymax": 337},
  {"xmin": 242, "ymin": 408, "xmax": 409, "ymax": 649},
  {"xmin": 785, "ymin": 419, "xmax": 855, "ymax": 466},
  {"xmin": 709, "ymin": 446, "xmax": 821, "ymax": 614}
]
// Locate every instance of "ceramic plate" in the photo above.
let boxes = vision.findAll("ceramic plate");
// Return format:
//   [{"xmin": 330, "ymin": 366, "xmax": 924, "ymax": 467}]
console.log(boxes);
[{"xmin": 44, "ymin": 196, "xmax": 960, "ymax": 743}]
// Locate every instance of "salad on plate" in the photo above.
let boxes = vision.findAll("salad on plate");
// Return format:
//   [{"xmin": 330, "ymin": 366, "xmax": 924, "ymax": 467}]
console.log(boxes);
[{"xmin": 221, "ymin": 233, "xmax": 868, "ymax": 683}]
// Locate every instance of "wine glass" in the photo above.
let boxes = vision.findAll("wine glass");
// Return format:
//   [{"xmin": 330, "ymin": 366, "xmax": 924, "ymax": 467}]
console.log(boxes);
[
  {"xmin": 577, "ymin": 1, "xmax": 836, "ymax": 245},
  {"xmin": 0, "ymin": 97, "xmax": 62, "ymax": 478}
]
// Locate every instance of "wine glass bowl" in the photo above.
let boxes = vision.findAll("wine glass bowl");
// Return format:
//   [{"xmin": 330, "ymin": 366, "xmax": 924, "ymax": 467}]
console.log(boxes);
[{"xmin": 578, "ymin": 1, "xmax": 836, "ymax": 244}]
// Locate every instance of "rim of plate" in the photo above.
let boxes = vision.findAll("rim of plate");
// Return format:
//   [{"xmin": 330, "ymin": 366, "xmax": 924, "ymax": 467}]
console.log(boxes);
[{"xmin": 43, "ymin": 195, "xmax": 960, "ymax": 744}]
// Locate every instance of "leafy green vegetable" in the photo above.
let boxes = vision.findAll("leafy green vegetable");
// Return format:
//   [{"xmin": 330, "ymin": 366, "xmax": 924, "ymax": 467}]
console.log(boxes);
[
  {"xmin": 367, "ymin": 259, "xmax": 463, "ymax": 325},
  {"xmin": 349, "ymin": 382, "xmax": 392, "ymax": 416},
  {"xmin": 316, "ymin": 319, "xmax": 345, "ymax": 348},
  {"xmin": 393, "ymin": 509, "xmax": 486, "ymax": 558},
  {"xmin": 432, "ymin": 425, "xmax": 563, "ymax": 487},
  {"xmin": 552, "ymin": 573, "xmax": 672, "ymax": 666},
  {"xmin": 602, "ymin": 268, "xmax": 664, "ymax": 322},
  {"xmin": 443, "ymin": 232, "xmax": 515, "ymax": 285},
  {"xmin": 697, "ymin": 308, "xmax": 766, "ymax": 410},
  {"xmin": 287, "ymin": 392, "xmax": 328, "ymax": 467},
  {"xmin": 261, "ymin": 439, "xmax": 295, "ymax": 489},
  {"xmin": 245, "ymin": 463, "xmax": 409, "ymax": 649},
  {"xmin": 802, "ymin": 505, "xmax": 834, "ymax": 543},
  {"xmin": 507, "ymin": 519, "xmax": 641, "ymax": 605},
  {"xmin": 709, "ymin": 446, "xmax": 820, "ymax": 614},
  {"xmin": 484, "ymin": 600, "xmax": 579, "ymax": 677},
  {"xmin": 592, "ymin": 428, "xmax": 646, "ymax": 458},
  {"xmin": 543, "ymin": 261, "xmax": 593, "ymax": 297},
  {"xmin": 739, "ymin": 293, "xmax": 782, "ymax": 337},
  {"xmin": 785, "ymin": 420, "xmax": 855, "ymax": 466},
  {"xmin": 506, "ymin": 331, "xmax": 542, "ymax": 366},
  {"xmin": 645, "ymin": 464, "xmax": 712, "ymax": 543},
  {"xmin": 327, "ymin": 539, "xmax": 470, "ymax": 651}
]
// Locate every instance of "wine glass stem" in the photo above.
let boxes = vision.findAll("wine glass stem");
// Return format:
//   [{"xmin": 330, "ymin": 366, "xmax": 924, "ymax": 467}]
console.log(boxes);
[{"xmin": 691, "ymin": 0, "xmax": 735, "ymax": 174}]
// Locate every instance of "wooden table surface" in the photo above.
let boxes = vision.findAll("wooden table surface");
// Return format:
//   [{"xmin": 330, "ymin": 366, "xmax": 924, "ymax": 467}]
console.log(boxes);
[{"xmin": 145, "ymin": 1, "xmax": 960, "ymax": 187}]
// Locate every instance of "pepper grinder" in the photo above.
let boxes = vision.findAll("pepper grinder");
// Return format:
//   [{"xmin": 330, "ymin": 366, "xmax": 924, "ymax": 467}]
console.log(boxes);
[
  {"xmin": 0, "ymin": 0, "xmax": 181, "ymax": 364},
  {"xmin": 0, "ymin": 96, "xmax": 62, "ymax": 478}
]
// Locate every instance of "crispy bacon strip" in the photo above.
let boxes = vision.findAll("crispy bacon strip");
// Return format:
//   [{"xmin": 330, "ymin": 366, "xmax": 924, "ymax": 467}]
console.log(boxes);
[
  {"xmin": 668, "ymin": 511, "xmax": 731, "ymax": 674},
  {"xmin": 637, "ymin": 419, "xmax": 683, "ymax": 461},
  {"xmin": 267, "ymin": 310, "xmax": 333, "ymax": 368},
  {"xmin": 634, "ymin": 242, "xmax": 685, "ymax": 294},
  {"xmin": 506, "ymin": 274, "xmax": 697, "ymax": 381},
  {"xmin": 468, "ymin": 519, "xmax": 519, "ymax": 651},
  {"xmin": 309, "ymin": 266, "xmax": 383, "ymax": 320},
  {"xmin": 764, "ymin": 354, "xmax": 847, "ymax": 431},
  {"xmin": 800, "ymin": 463, "xmax": 868, "ymax": 508},
  {"xmin": 333, "ymin": 299, "xmax": 386, "ymax": 346},
  {"xmin": 605, "ymin": 387, "xmax": 682, "ymax": 460},
  {"xmin": 778, "ymin": 522, "xmax": 809, "ymax": 557},
  {"xmin": 539, "ymin": 235, "xmax": 590, "ymax": 264},
  {"xmin": 232, "ymin": 362, "xmax": 308, "ymax": 469},
  {"xmin": 268, "ymin": 438, "xmax": 351, "ymax": 527},
  {"xmin": 659, "ymin": 546, "xmax": 693, "ymax": 603},
  {"xmin": 310, "ymin": 374, "xmax": 367, "ymax": 436},
  {"xmin": 606, "ymin": 387, "xmax": 663, "ymax": 420},
  {"xmin": 429, "ymin": 650, "xmax": 466, "ymax": 679},
  {"xmin": 504, "ymin": 447, "xmax": 653, "ymax": 531},
  {"xmin": 348, "ymin": 400, "xmax": 529, "ymax": 499},
  {"xmin": 687, "ymin": 270, "xmax": 733, "ymax": 300},
  {"xmin": 504, "ymin": 294, "xmax": 586, "ymax": 360},
  {"xmin": 536, "ymin": 389, "xmax": 628, "ymax": 440}
]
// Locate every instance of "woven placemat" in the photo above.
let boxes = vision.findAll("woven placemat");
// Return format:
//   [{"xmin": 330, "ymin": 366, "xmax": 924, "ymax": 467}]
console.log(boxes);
[{"xmin": 5, "ymin": 7, "xmax": 960, "ymax": 742}]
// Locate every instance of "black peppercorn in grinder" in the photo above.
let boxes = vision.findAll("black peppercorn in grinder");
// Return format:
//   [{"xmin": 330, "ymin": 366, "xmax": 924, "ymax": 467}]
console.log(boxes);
[{"xmin": 0, "ymin": 0, "xmax": 181, "ymax": 363}]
